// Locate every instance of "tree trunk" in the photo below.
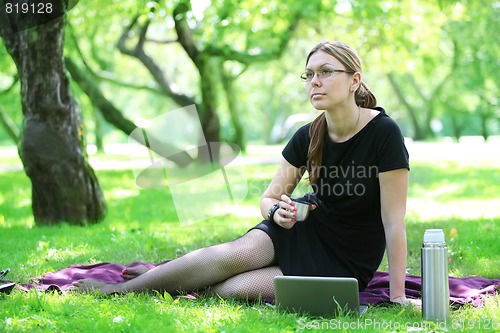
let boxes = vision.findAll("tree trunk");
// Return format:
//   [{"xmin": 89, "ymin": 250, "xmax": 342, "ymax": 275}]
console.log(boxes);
[
  {"xmin": 197, "ymin": 57, "xmax": 221, "ymax": 163},
  {"xmin": 0, "ymin": 1, "xmax": 106, "ymax": 225},
  {"xmin": 386, "ymin": 72, "xmax": 424, "ymax": 140},
  {"xmin": 221, "ymin": 66, "xmax": 245, "ymax": 152},
  {"xmin": 478, "ymin": 110, "xmax": 490, "ymax": 142},
  {"xmin": 449, "ymin": 112, "xmax": 465, "ymax": 142},
  {"xmin": 93, "ymin": 105, "xmax": 104, "ymax": 152}
]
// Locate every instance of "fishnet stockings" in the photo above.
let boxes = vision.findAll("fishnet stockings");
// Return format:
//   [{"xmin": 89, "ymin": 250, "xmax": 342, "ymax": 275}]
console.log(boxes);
[
  {"xmin": 209, "ymin": 266, "xmax": 283, "ymax": 300},
  {"xmin": 120, "ymin": 229, "xmax": 276, "ymax": 295}
]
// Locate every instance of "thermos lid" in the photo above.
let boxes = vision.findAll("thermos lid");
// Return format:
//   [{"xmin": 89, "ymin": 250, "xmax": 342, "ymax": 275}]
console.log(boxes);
[{"xmin": 423, "ymin": 229, "xmax": 445, "ymax": 243}]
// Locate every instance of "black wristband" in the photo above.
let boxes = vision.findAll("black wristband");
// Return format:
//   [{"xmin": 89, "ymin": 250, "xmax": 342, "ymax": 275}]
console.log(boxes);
[{"xmin": 267, "ymin": 203, "xmax": 280, "ymax": 221}]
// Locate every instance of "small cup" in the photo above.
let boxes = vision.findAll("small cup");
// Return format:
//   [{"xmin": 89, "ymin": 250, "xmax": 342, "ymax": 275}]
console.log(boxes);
[{"xmin": 292, "ymin": 199, "xmax": 311, "ymax": 221}]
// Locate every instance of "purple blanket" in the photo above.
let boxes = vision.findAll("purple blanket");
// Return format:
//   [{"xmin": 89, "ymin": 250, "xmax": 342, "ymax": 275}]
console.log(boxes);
[{"xmin": 17, "ymin": 262, "xmax": 500, "ymax": 306}]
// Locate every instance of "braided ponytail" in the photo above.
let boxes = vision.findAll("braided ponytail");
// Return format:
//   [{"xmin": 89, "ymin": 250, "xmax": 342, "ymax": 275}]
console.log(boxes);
[
  {"xmin": 307, "ymin": 112, "xmax": 327, "ymax": 185},
  {"xmin": 355, "ymin": 81, "xmax": 377, "ymax": 108}
]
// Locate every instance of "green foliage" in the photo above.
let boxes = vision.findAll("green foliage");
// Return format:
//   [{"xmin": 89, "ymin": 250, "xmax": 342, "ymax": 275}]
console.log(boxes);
[{"xmin": 0, "ymin": 0, "xmax": 498, "ymax": 146}]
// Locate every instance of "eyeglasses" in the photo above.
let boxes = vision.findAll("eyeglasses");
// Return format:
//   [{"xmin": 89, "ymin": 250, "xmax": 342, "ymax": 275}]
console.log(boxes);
[{"xmin": 300, "ymin": 68, "xmax": 354, "ymax": 82}]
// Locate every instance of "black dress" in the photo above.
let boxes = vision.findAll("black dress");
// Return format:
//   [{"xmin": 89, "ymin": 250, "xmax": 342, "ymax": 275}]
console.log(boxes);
[{"xmin": 251, "ymin": 107, "xmax": 409, "ymax": 290}]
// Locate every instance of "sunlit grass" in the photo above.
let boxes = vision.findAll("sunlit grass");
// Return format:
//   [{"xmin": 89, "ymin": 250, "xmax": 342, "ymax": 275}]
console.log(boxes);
[
  {"xmin": 0, "ymin": 150, "xmax": 499, "ymax": 332},
  {"xmin": 408, "ymin": 161, "xmax": 500, "ymax": 200}
]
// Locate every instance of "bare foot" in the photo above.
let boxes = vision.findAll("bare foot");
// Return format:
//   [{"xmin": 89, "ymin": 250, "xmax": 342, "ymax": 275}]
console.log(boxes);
[
  {"xmin": 122, "ymin": 264, "xmax": 151, "ymax": 281},
  {"xmin": 391, "ymin": 296, "xmax": 422, "ymax": 308},
  {"xmin": 71, "ymin": 278, "xmax": 125, "ymax": 294}
]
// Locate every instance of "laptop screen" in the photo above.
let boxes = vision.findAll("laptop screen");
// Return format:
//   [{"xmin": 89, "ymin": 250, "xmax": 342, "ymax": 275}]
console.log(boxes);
[{"xmin": 274, "ymin": 276, "xmax": 365, "ymax": 317}]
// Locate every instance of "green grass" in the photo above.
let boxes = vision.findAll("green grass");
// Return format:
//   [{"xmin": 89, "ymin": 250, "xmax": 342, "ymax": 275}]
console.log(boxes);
[{"xmin": 0, "ymin": 150, "xmax": 499, "ymax": 332}]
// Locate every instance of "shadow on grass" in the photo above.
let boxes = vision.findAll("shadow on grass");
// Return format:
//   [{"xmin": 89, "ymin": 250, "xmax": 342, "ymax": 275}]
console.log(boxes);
[
  {"xmin": 400, "ymin": 217, "xmax": 500, "ymax": 279},
  {"xmin": 409, "ymin": 161, "xmax": 500, "ymax": 200}
]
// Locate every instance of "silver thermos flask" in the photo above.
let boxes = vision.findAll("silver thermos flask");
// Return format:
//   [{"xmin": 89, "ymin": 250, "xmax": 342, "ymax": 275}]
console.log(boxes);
[{"xmin": 421, "ymin": 229, "xmax": 450, "ymax": 321}]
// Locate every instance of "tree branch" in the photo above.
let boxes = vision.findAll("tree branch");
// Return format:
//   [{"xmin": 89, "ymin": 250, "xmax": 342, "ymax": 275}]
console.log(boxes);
[
  {"xmin": 387, "ymin": 72, "xmax": 423, "ymax": 140},
  {"xmin": 173, "ymin": 1, "xmax": 200, "ymax": 64},
  {"xmin": 0, "ymin": 103, "xmax": 19, "ymax": 143},
  {"xmin": 66, "ymin": 24, "xmax": 164, "ymax": 96},
  {"xmin": 117, "ymin": 13, "xmax": 197, "ymax": 107},
  {"xmin": 203, "ymin": 12, "xmax": 302, "ymax": 64},
  {"xmin": 145, "ymin": 38, "xmax": 178, "ymax": 44},
  {"xmin": 65, "ymin": 57, "xmax": 193, "ymax": 167},
  {"xmin": 0, "ymin": 76, "xmax": 20, "ymax": 143}
]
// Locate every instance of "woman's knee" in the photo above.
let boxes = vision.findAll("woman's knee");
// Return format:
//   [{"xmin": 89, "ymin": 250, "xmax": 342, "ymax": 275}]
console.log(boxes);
[
  {"xmin": 220, "ymin": 230, "xmax": 275, "ymax": 273},
  {"xmin": 209, "ymin": 266, "xmax": 282, "ymax": 300},
  {"xmin": 209, "ymin": 280, "xmax": 260, "ymax": 300}
]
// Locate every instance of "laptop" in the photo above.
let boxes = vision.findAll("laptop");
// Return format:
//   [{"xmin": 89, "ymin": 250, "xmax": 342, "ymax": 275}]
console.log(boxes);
[
  {"xmin": 274, "ymin": 276, "xmax": 368, "ymax": 317},
  {"xmin": 0, "ymin": 282, "xmax": 15, "ymax": 294}
]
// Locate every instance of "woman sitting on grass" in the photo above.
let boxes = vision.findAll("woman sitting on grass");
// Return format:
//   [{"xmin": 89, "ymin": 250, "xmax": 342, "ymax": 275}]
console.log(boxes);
[{"xmin": 73, "ymin": 41, "xmax": 411, "ymax": 305}]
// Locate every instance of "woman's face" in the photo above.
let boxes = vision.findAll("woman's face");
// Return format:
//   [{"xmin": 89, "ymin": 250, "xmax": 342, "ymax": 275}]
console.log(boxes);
[{"xmin": 305, "ymin": 51, "xmax": 355, "ymax": 111}]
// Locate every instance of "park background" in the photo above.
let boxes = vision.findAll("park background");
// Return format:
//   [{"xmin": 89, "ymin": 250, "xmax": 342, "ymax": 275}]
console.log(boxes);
[{"xmin": 1, "ymin": 0, "xmax": 499, "ymax": 332}]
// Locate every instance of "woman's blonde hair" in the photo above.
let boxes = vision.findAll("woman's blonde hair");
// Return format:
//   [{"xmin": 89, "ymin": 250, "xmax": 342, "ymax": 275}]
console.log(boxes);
[{"xmin": 306, "ymin": 41, "xmax": 377, "ymax": 185}]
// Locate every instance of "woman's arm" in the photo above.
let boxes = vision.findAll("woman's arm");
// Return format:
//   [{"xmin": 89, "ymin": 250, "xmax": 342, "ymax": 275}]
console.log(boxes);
[
  {"xmin": 379, "ymin": 168, "xmax": 408, "ymax": 303},
  {"xmin": 260, "ymin": 157, "xmax": 304, "ymax": 229}
]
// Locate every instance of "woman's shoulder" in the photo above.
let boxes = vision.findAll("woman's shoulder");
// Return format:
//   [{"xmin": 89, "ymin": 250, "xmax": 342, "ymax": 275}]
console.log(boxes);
[
  {"xmin": 369, "ymin": 107, "xmax": 403, "ymax": 131},
  {"xmin": 297, "ymin": 122, "xmax": 312, "ymax": 134},
  {"xmin": 289, "ymin": 122, "xmax": 312, "ymax": 141},
  {"xmin": 282, "ymin": 122, "xmax": 312, "ymax": 168}
]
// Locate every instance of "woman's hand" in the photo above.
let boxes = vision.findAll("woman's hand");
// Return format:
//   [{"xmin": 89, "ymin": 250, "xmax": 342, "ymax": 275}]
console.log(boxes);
[
  {"xmin": 273, "ymin": 194, "xmax": 318, "ymax": 229},
  {"xmin": 274, "ymin": 194, "xmax": 298, "ymax": 229}
]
